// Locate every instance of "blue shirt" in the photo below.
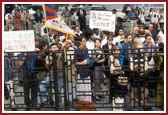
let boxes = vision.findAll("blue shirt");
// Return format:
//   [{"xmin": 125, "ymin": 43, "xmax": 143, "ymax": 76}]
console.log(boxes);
[
  {"xmin": 19, "ymin": 53, "xmax": 38, "ymax": 73},
  {"xmin": 143, "ymin": 43, "xmax": 157, "ymax": 57},
  {"xmin": 122, "ymin": 42, "xmax": 133, "ymax": 60},
  {"xmin": 128, "ymin": 10, "xmax": 138, "ymax": 20},
  {"xmin": 74, "ymin": 47, "xmax": 89, "ymax": 79}
]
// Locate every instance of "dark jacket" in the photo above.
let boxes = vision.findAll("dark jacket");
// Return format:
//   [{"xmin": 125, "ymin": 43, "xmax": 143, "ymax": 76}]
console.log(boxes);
[{"xmin": 34, "ymin": 13, "xmax": 43, "ymax": 23}]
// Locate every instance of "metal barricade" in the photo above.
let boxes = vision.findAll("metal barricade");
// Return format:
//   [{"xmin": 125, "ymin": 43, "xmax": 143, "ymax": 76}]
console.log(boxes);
[{"xmin": 4, "ymin": 47, "xmax": 164, "ymax": 111}]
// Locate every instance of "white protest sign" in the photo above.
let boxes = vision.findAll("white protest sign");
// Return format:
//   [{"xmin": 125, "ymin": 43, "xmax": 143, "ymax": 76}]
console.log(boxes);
[
  {"xmin": 4, "ymin": 30, "xmax": 35, "ymax": 52},
  {"xmin": 89, "ymin": 11, "xmax": 115, "ymax": 32}
]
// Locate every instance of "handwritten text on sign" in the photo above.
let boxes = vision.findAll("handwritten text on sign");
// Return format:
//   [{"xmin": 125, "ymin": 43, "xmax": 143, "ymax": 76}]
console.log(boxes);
[
  {"xmin": 4, "ymin": 30, "xmax": 35, "ymax": 52},
  {"xmin": 89, "ymin": 11, "xmax": 115, "ymax": 31}
]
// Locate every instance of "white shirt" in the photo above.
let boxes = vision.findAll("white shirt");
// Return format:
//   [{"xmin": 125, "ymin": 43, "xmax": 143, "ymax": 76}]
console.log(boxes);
[
  {"xmin": 101, "ymin": 37, "xmax": 107, "ymax": 48},
  {"xmin": 157, "ymin": 31, "xmax": 164, "ymax": 43},
  {"xmin": 113, "ymin": 35, "xmax": 124, "ymax": 46},
  {"xmin": 86, "ymin": 40, "xmax": 95, "ymax": 57}
]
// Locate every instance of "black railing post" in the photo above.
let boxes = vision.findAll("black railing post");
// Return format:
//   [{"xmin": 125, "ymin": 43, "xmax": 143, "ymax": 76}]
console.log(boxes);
[
  {"xmin": 62, "ymin": 50, "xmax": 68, "ymax": 111},
  {"xmin": 52, "ymin": 51, "xmax": 59, "ymax": 111}
]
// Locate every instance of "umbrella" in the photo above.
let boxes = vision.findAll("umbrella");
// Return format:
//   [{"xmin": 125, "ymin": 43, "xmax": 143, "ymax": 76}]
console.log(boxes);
[{"xmin": 5, "ymin": 13, "xmax": 13, "ymax": 21}]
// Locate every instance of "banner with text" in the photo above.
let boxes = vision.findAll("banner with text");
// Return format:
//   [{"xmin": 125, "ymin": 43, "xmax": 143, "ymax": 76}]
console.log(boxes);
[
  {"xmin": 4, "ymin": 30, "xmax": 35, "ymax": 52},
  {"xmin": 89, "ymin": 11, "xmax": 115, "ymax": 32}
]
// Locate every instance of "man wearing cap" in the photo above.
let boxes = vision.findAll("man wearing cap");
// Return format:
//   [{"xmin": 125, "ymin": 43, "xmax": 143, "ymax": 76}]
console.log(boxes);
[{"xmin": 77, "ymin": 5, "xmax": 86, "ymax": 33}]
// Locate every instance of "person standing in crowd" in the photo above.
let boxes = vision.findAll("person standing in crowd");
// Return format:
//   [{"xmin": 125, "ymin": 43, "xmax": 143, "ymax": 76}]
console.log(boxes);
[
  {"xmin": 101, "ymin": 31, "xmax": 109, "ymax": 48},
  {"xmin": 13, "ymin": 9, "xmax": 21, "ymax": 30},
  {"xmin": 109, "ymin": 46, "xmax": 123, "ymax": 101},
  {"xmin": 63, "ymin": 41, "xmax": 76, "ymax": 104},
  {"xmin": 132, "ymin": 27, "xmax": 139, "ymax": 39},
  {"xmin": 155, "ymin": 36, "xmax": 163, "ymax": 49},
  {"xmin": 102, "ymin": 35, "xmax": 113, "ymax": 94},
  {"xmin": 26, "ymin": 18, "xmax": 33, "ymax": 30},
  {"xmin": 6, "ymin": 14, "xmax": 14, "ymax": 31},
  {"xmin": 157, "ymin": 26, "xmax": 164, "ymax": 43},
  {"xmin": 128, "ymin": 7, "xmax": 138, "ymax": 34},
  {"xmin": 20, "ymin": 8, "xmax": 26, "ymax": 30},
  {"xmin": 74, "ymin": 26, "xmax": 83, "ymax": 38},
  {"xmin": 34, "ymin": 9, "xmax": 43, "ymax": 36},
  {"xmin": 158, "ymin": 9, "xmax": 164, "ymax": 28},
  {"xmin": 11, "ymin": 7, "xmax": 16, "ymax": 17},
  {"xmin": 92, "ymin": 39, "xmax": 105, "ymax": 101},
  {"xmin": 77, "ymin": 5, "xmax": 86, "ymax": 33},
  {"xmin": 150, "ymin": 8, "xmax": 159, "ymax": 24},
  {"xmin": 129, "ymin": 38, "xmax": 148, "ymax": 109},
  {"xmin": 137, "ymin": 8, "xmax": 145, "ymax": 25},
  {"xmin": 74, "ymin": 36, "xmax": 91, "ymax": 102},
  {"xmin": 4, "ymin": 53, "xmax": 16, "ymax": 100},
  {"xmin": 19, "ymin": 52, "xmax": 39, "ymax": 111},
  {"xmin": 62, "ymin": 6, "xmax": 71, "ymax": 27},
  {"xmin": 71, "ymin": 8, "xmax": 79, "ymax": 29},
  {"xmin": 148, "ymin": 23, "xmax": 158, "ymax": 41},
  {"xmin": 113, "ymin": 28, "xmax": 125, "ymax": 46},
  {"xmin": 39, "ymin": 43, "xmax": 63, "ymax": 110},
  {"xmin": 122, "ymin": 34, "xmax": 133, "ymax": 67},
  {"xmin": 25, "ymin": 10, "xmax": 32, "ymax": 30}
]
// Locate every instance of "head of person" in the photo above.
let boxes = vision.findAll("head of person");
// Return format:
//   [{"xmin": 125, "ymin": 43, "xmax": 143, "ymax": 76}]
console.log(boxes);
[
  {"xmin": 156, "ymin": 36, "xmax": 163, "ymax": 45},
  {"xmin": 107, "ymin": 35, "xmax": 113, "ymax": 45},
  {"xmin": 145, "ymin": 35, "xmax": 152, "ymax": 45},
  {"xmin": 133, "ymin": 27, "xmax": 139, "ymax": 35},
  {"xmin": 39, "ymin": 41, "xmax": 48, "ymax": 51},
  {"xmin": 8, "ymin": 15, "xmax": 12, "ymax": 19},
  {"xmin": 37, "ymin": 9, "xmax": 40, "ymax": 13},
  {"xmin": 138, "ymin": 8, "xmax": 142, "ymax": 14},
  {"xmin": 153, "ymin": 8, "xmax": 157, "ymax": 12},
  {"xmin": 133, "ymin": 38, "xmax": 143, "ymax": 52},
  {"xmin": 94, "ymin": 38, "xmax": 101, "ymax": 49},
  {"xmin": 21, "ymin": 8, "xmax": 23, "ymax": 12},
  {"xmin": 79, "ymin": 5, "xmax": 83, "ymax": 10},
  {"xmin": 111, "ymin": 46, "xmax": 120, "ymax": 57},
  {"xmin": 50, "ymin": 43, "xmax": 59, "ymax": 51},
  {"xmin": 149, "ymin": 23, "xmax": 154, "ymax": 31},
  {"xmin": 35, "ymin": 38, "xmax": 40, "ymax": 48},
  {"xmin": 75, "ymin": 26, "xmax": 80, "ymax": 32},
  {"xmin": 53, "ymin": 34, "xmax": 60, "ymax": 43},
  {"xmin": 64, "ymin": 41, "xmax": 71, "ymax": 50},
  {"xmin": 125, "ymin": 34, "xmax": 133, "ymax": 43},
  {"xmin": 79, "ymin": 36, "xmax": 87, "ymax": 48},
  {"xmin": 160, "ymin": 9, "xmax": 164, "ymax": 14},
  {"xmin": 112, "ymin": 9, "xmax": 117, "ymax": 14},
  {"xmin": 102, "ymin": 31, "xmax": 109, "ymax": 38},
  {"xmin": 139, "ymin": 27, "xmax": 146, "ymax": 36},
  {"xmin": 69, "ymin": 34, "xmax": 75, "ymax": 42},
  {"xmin": 118, "ymin": 28, "xmax": 124, "ymax": 36}
]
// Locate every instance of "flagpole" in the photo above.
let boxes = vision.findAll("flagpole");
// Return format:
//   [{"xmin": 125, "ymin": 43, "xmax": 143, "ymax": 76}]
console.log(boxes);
[{"xmin": 42, "ymin": 4, "xmax": 51, "ymax": 47}]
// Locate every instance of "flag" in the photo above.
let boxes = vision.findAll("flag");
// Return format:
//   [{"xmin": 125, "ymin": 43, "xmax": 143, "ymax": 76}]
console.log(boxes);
[{"xmin": 43, "ymin": 4, "xmax": 75, "ymax": 36}]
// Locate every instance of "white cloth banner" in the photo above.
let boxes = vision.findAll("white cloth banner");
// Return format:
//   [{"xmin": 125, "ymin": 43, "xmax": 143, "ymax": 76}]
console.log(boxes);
[
  {"xmin": 45, "ymin": 16, "xmax": 75, "ymax": 36},
  {"xmin": 4, "ymin": 30, "xmax": 35, "ymax": 52},
  {"xmin": 89, "ymin": 11, "xmax": 115, "ymax": 32}
]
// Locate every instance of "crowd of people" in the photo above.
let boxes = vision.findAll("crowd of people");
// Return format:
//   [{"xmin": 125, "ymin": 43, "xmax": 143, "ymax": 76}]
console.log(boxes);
[{"xmin": 4, "ymin": 4, "xmax": 164, "ymax": 111}]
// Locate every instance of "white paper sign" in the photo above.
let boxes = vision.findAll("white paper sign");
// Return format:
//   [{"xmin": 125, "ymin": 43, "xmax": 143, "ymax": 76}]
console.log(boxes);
[
  {"xmin": 89, "ymin": 11, "xmax": 115, "ymax": 32},
  {"xmin": 4, "ymin": 30, "xmax": 35, "ymax": 52}
]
